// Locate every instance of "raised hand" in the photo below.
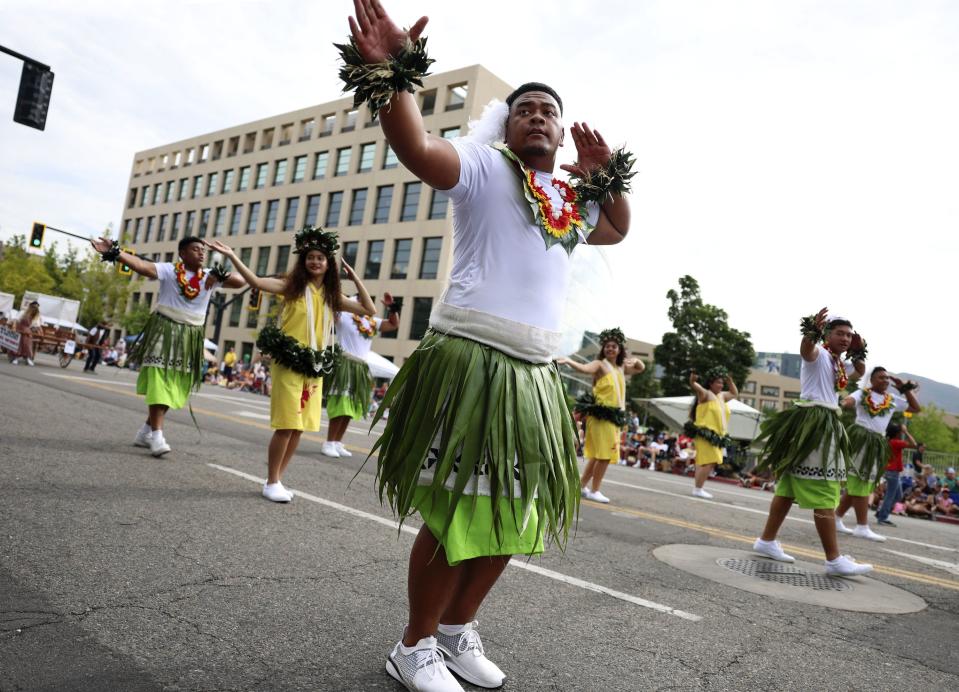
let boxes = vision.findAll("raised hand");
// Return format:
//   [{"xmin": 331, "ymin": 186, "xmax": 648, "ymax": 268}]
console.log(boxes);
[
  {"xmin": 381, "ymin": 291, "xmax": 394, "ymax": 306},
  {"xmin": 90, "ymin": 237, "xmax": 113, "ymax": 253},
  {"xmin": 560, "ymin": 122, "xmax": 612, "ymax": 177},
  {"xmin": 348, "ymin": 0, "xmax": 429, "ymax": 63},
  {"xmin": 341, "ymin": 258, "xmax": 358, "ymax": 280},
  {"xmin": 813, "ymin": 306, "xmax": 829, "ymax": 331},
  {"xmin": 850, "ymin": 333, "xmax": 865, "ymax": 352},
  {"xmin": 204, "ymin": 239, "xmax": 235, "ymax": 259}
]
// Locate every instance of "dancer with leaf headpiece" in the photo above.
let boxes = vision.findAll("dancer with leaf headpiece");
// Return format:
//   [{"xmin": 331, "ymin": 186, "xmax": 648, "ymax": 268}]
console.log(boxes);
[
  {"xmin": 207, "ymin": 228, "xmax": 375, "ymax": 502},
  {"xmin": 558, "ymin": 327, "xmax": 645, "ymax": 504},
  {"xmin": 685, "ymin": 366, "xmax": 738, "ymax": 499}
]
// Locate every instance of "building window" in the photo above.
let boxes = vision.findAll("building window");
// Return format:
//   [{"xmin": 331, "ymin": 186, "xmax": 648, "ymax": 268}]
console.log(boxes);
[
  {"xmin": 229, "ymin": 298, "xmax": 242, "ymax": 327},
  {"xmin": 761, "ymin": 400, "xmax": 779, "ymax": 411},
  {"xmin": 255, "ymin": 163, "xmax": 268, "ymax": 189},
  {"xmin": 138, "ymin": 186, "xmax": 147, "ymax": 207},
  {"xmin": 373, "ymin": 185, "xmax": 393, "ymax": 224},
  {"xmin": 211, "ymin": 141, "xmax": 223, "ymax": 160},
  {"xmin": 410, "ymin": 297, "xmax": 433, "ymax": 340},
  {"xmin": 221, "ymin": 169, "xmax": 235, "ymax": 194},
  {"xmin": 243, "ymin": 132, "xmax": 256, "ymax": 154},
  {"xmin": 313, "ymin": 151, "xmax": 329, "ymax": 179},
  {"xmin": 127, "ymin": 188, "xmax": 137, "ymax": 209},
  {"xmin": 304, "ymin": 194, "xmax": 321, "ymax": 227},
  {"xmin": 400, "ymin": 182, "xmax": 421, "ymax": 221},
  {"xmin": 237, "ymin": 166, "xmax": 250, "ymax": 191},
  {"xmin": 165, "ymin": 180, "xmax": 175, "ymax": 203},
  {"xmin": 342, "ymin": 241, "xmax": 359, "ymax": 270},
  {"xmin": 264, "ymin": 200, "xmax": 280, "ymax": 233},
  {"xmin": 178, "ymin": 178, "xmax": 189, "ymax": 201},
  {"xmin": 164, "ymin": 252, "xmax": 174, "ymax": 263},
  {"xmin": 335, "ymin": 147, "xmax": 352, "ymax": 176},
  {"xmin": 446, "ymin": 84, "xmax": 468, "ymax": 111},
  {"xmin": 273, "ymin": 159, "xmax": 288, "ymax": 186},
  {"xmin": 283, "ymin": 197, "xmax": 300, "ymax": 231},
  {"xmin": 213, "ymin": 206, "xmax": 226, "ymax": 236},
  {"xmin": 239, "ymin": 247, "xmax": 252, "ymax": 268},
  {"xmin": 391, "ymin": 239, "xmax": 412, "ymax": 279},
  {"xmin": 299, "ymin": 118, "xmax": 315, "ymax": 141},
  {"xmin": 192, "ymin": 175, "xmax": 203, "ymax": 198},
  {"xmin": 170, "ymin": 212, "xmax": 181, "ymax": 241},
  {"xmin": 227, "ymin": 136, "xmax": 239, "ymax": 157},
  {"xmin": 279, "ymin": 122, "xmax": 293, "ymax": 146},
  {"xmin": 342, "ymin": 109, "xmax": 358, "ymax": 132},
  {"xmin": 173, "ymin": 151, "xmax": 182, "ymax": 167},
  {"xmin": 255, "ymin": 246, "xmax": 271, "ymax": 275},
  {"xmin": 246, "ymin": 202, "xmax": 260, "ymax": 234},
  {"xmin": 199, "ymin": 144, "xmax": 209, "ymax": 162},
  {"xmin": 419, "ymin": 237, "xmax": 442, "ymax": 279},
  {"xmin": 320, "ymin": 114, "xmax": 335, "ymax": 136},
  {"xmin": 743, "ymin": 381, "xmax": 757, "ymax": 394},
  {"xmin": 364, "ymin": 240, "xmax": 384, "ymax": 280},
  {"xmin": 246, "ymin": 304, "xmax": 259, "ymax": 329},
  {"xmin": 383, "ymin": 144, "xmax": 399, "ymax": 169},
  {"xmin": 261, "ymin": 127, "xmax": 274, "ymax": 150},
  {"xmin": 784, "ymin": 390, "xmax": 801, "ymax": 399},
  {"xmin": 441, "ymin": 126, "xmax": 460, "ymax": 139},
  {"xmin": 229, "ymin": 205, "xmax": 242, "ymax": 236},
  {"xmin": 184, "ymin": 210, "xmax": 196, "ymax": 236},
  {"xmin": 144, "ymin": 216, "xmax": 154, "ymax": 242},
  {"xmin": 760, "ymin": 385, "xmax": 780, "ymax": 397},
  {"xmin": 206, "ymin": 172, "xmax": 218, "ymax": 197},
  {"xmin": 185, "ymin": 148, "xmax": 195, "ymax": 165},
  {"xmin": 292, "ymin": 155, "xmax": 307, "ymax": 183},
  {"xmin": 428, "ymin": 190, "xmax": 448, "ymax": 219},
  {"xmin": 274, "ymin": 245, "xmax": 291, "ymax": 274},
  {"xmin": 325, "ymin": 191, "xmax": 343, "ymax": 227},
  {"xmin": 358, "ymin": 142, "xmax": 376, "ymax": 173},
  {"xmin": 741, "ymin": 397, "xmax": 756, "ymax": 408},
  {"xmin": 198, "ymin": 209, "xmax": 210, "ymax": 238},
  {"xmin": 132, "ymin": 218, "xmax": 142, "ymax": 244},
  {"xmin": 420, "ymin": 89, "xmax": 436, "ymax": 115},
  {"xmin": 349, "ymin": 188, "xmax": 368, "ymax": 225},
  {"xmin": 153, "ymin": 183, "xmax": 162, "ymax": 204},
  {"xmin": 156, "ymin": 215, "xmax": 167, "ymax": 242}
]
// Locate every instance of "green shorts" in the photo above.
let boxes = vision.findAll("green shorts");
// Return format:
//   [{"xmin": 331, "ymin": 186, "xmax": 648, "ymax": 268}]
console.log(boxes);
[
  {"xmin": 775, "ymin": 473, "xmax": 840, "ymax": 510},
  {"xmin": 325, "ymin": 393, "xmax": 366, "ymax": 420},
  {"xmin": 136, "ymin": 366, "xmax": 193, "ymax": 409},
  {"xmin": 844, "ymin": 474, "xmax": 875, "ymax": 498}
]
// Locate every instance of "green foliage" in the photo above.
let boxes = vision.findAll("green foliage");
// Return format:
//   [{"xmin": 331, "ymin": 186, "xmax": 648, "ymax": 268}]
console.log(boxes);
[
  {"xmin": 905, "ymin": 404, "xmax": 959, "ymax": 453},
  {"xmin": 0, "ymin": 236, "xmax": 56, "ymax": 299},
  {"xmin": 119, "ymin": 302, "xmax": 152, "ymax": 335},
  {"xmin": 626, "ymin": 359, "xmax": 661, "ymax": 401},
  {"xmin": 654, "ymin": 276, "xmax": 756, "ymax": 396}
]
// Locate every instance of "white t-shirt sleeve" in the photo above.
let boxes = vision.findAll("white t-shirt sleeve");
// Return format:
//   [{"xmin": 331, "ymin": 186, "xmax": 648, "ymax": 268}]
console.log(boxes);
[
  {"xmin": 373, "ymin": 316, "xmax": 384, "ymax": 329},
  {"xmin": 893, "ymin": 393, "xmax": 907, "ymax": 411},
  {"xmin": 448, "ymin": 140, "xmax": 495, "ymax": 205},
  {"xmin": 850, "ymin": 389, "xmax": 863, "ymax": 403},
  {"xmin": 843, "ymin": 359, "xmax": 856, "ymax": 375},
  {"xmin": 154, "ymin": 262, "xmax": 174, "ymax": 284}
]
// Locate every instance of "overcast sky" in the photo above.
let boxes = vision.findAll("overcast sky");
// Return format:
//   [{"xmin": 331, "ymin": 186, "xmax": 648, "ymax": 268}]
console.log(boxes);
[{"xmin": 2, "ymin": 1, "xmax": 957, "ymax": 385}]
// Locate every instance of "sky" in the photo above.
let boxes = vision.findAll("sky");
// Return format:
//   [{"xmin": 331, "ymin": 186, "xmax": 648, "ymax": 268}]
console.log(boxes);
[{"xmin": 2, "ymin": 0, "xmax": 958, "ymax": 385}]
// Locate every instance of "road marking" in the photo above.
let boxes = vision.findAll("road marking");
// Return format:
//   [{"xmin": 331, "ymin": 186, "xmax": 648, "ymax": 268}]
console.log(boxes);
[
  {"xmin": 883, "ymin": 549, "xmax": 959, "ymax": 577},
  {"xmin": 207, "ymin": 463, "xmax": 702, "ymax": 621},
  {"xmin": 236, "ymin": 411, "xmax": 270, "ymax": 421},
  {"xmin": 584, "ymin": 499, "xmax": 959, "ymax": 592},
  {"xmin": 601, "ymin": 476, "xmax": 959, "ymax": 554},
  {"xmin": 43, "ymin": 372, "xmax": 136, "ymax": 386}
]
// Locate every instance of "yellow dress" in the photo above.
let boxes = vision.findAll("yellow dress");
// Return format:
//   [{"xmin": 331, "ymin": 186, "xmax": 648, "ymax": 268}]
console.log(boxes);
[
  {"xmin": 270, "ymin": 286, "xmax": 327, "ymax": 431},
  {"xmin": 692, "ymin": 398, "xmax": 730, "ymax": 466},
  {"xmin": 584, "ymin": 366, "xmax": 626, "ymax": 462}
]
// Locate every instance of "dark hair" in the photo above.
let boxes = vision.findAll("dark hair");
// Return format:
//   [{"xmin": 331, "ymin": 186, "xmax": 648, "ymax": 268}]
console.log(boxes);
[
  {"xmin": 178, "ymin": 236, "xmax": 203, "ymax": 252},
  {"xmin": 871, "ymin": 366, "xmax": 886, "ymax": 375},
  {"xmin": 595, "ymin": 340, "xmax": 625, "ymax": 366},
  {"xmin": 506, "ymin": 82, "xmax": 563, "ymax": 114},
  {"xmin": 827, "ymin": 318, "xmax": 853, "ymax": 330},
  {"xmin": 886, "ymin": 423, "xmax": 902, "ymax": 439},
  {"xmin": 280, "ymin": 248, "xmax": 340, "ymax": 315}
]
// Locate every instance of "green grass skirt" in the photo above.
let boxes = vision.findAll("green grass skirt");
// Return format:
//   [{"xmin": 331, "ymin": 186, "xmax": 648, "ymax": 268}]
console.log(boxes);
[
  {"xmin": 323, "ymin": 354, "xmax": 372, "ymax": 420},
  {"xmin": 755, "ymin": 403, "xmax": 850, "ymax": 480},
  {"xmin": 128, "ymin": 312, "xmax": 204, "ymax": 392},
  {"xmin": 369, "ymin": 330, "xmax": 579, "ymax": 557},
  {"xmin": 846, "ymin": 423, "xmax": 890, "ymax": 485}
]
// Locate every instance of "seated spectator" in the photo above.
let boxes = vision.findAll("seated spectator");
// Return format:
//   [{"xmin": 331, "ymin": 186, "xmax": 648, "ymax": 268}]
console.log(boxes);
[
  {"xmin": 740, "ymin": 467, "xmax": 775, "ymax": 491},
  {"xmin": 919, "ymin": 464, "xmax": 940, "ymax": 497},
  {"xmin": 942, "ymin": 467, "xmax": 958, "ymax": 500},
  {"xmin": 904, "ymin": 488, "xmax": 935, "ymax": 519},
  {"xmin": 935, "ymin": 486, "xmax": 959, "ymax": 517}
]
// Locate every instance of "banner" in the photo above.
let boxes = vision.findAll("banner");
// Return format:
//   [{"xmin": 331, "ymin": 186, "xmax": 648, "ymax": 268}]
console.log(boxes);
[{"xmin": 0, "ymin": 325, "xmax": 21, "ymax": 352}]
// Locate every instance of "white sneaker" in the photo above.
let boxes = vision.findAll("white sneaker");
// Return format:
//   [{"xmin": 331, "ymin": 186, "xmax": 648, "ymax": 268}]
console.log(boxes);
[
  {"xmin": 825, "ymin": 554, "xmax": 874, "ymax": 576},
  {"xmin": 436, "ymin": 621, "xmax": 505, "ymax": 689},
  {"xmin": 320, "ymin": 441, "xmax": 341, "ymax": 458},
  {"xmin": 335, "ymin": 441, "xmax": 353, "ymax": 458},
  {"xmin": 692, "ymin": 487, "xmax": 714, "ymax": 499},
  {"xmin": 133, "ymin": 425, "xmax": 152, "ymax": 448},
  {"xmin": 262, "ymin": 482, "xmax": 292, "ymax": 503},
  {"xmin": 26, "ymin": 358, "xmax": 35, "ymax": 366},
  {"xmin": 386, "ymin": 636, "xmax": 464, "ymax": 692},
  {"xmin": 752, "ymin": 538, "xmax": 795, "ymax": 563},
  {"xmin": 580, "ymin": 486, "xmax": 591, "ymax": 498},
  {"xmin": 852, "ymin": 525, "xmax": 887, "ymax": 542},
  {"xmin": 277, "ymin": 481, "xmax": 294, "ymax": 501},
  {"xmin": 835, "ymin": 517, "xmax": 854, "ymax": 535},
  {"xmin": 588, "ymin": 489, "xmax": 611, "ymax": 504},
  {"xmin": 150, "ymin": 433, "xmax": 171, "ymax": 457},
  {"xmin": 10, "ymin": 358, "xmax": 19, "ymax": 365}
]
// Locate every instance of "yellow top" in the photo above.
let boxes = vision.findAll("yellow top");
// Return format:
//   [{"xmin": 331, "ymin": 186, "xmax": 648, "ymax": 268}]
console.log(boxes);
[
  {"xmin": 593, "ymin": 366, "xmax": 626, "ymax": 409},
  {"xmin": 224, "ymin": 351, "xmax": 236, "ymax": 366},
  {"xmin": 694, "ymin": 397, "xmax": 729, "ymax": 436},
  {"xmin": 280, "ymin": 285, "xmax": 328, "ymax": 348}
]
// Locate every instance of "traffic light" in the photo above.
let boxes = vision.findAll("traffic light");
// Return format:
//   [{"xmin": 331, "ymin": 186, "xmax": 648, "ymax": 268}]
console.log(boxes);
[
  {"xmin": 14, "ymin": 62, "xmax": 54, "ymax": 131},
  {"xmin": 118, "ymin": 248, "xmax": 133, "ymax": 276},
  {"xmin": 29, "ymin": 222, "xmax": 45, "ymax": 249},
  {"xmin": 247, "ymin": 287, "xmax": 261, "ymax": 311}
]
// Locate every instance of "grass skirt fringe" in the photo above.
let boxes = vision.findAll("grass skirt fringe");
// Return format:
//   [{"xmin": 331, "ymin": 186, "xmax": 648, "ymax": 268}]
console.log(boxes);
[
  {"xmin": 128, "ymin": 312, "xmax": 204, "ymax": 391},
  {"xmin": 369, "ymin": 330, "xmax": 579, "ymax": 553},
  {"xmin": 755, "ymin": 404, "xmax": 850, "ymax": 478},
  {"xmin": 323, "ymin": 353, "xmax": 372, "ymax": 417},
  {"xmin": 847, "ymin": 424, "xmax": 891, "ymax": 482}
]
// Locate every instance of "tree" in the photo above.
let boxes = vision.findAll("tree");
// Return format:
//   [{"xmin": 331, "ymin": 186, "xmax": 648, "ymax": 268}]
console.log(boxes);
[
  {"xmin": 0, "ymin": 236, "xmax": 55, "ymax": 300},
  {"xmin": 626, "ymin": 359, "xmax": 661, "ymax": 403},
  {"xmin": 654, "ymin": 276, "xmax": 756, "ymax": 396},
  {"xmin": 903, "ymin": 404, "xmax": 959, "ymax": 454}
]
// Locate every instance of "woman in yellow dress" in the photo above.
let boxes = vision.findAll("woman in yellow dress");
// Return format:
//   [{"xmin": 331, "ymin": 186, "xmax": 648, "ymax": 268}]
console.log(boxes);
[
  {"xmin": 207, "ymin": 228, "xmax": 375, "ymax": 502},
  {"xmin": 685, "ymin": 367, "xmax": 738, "ymax": 500},
  {"xmin": 558, "ymin": 327, "xmax": 645, "ymax": 504}
]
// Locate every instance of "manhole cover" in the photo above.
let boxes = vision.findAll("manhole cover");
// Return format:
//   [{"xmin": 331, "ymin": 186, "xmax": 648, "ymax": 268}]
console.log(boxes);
[{"xmin": 717, "ymin": 558, "xmax": 852, "ymax": 591}]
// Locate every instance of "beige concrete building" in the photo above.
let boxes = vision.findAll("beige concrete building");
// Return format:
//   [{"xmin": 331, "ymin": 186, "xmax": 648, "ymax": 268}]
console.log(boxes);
[
  {"xmin": 739, "ymin": 369, "xmax": 802, "ymax": 412},
  {"xmin": 118, "ymin": 65, "xmax": 512, "ymax": 364}
]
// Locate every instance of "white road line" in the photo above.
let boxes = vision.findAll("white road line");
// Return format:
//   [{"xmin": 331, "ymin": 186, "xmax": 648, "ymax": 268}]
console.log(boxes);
[
  {"xmin": 236, "ymin": 411, "xmax": 271, "ymax": 421},
  {"xmin": 883, "ymin": 549, "xmax": 959, "ymax": 577},
  {"xmin": 43, "ymin": 373, "xmax": 135, "ymax": 386},
  {"xmin": 601, "ymin": 477, "xmax": 959, "ymax": 554},
  {"xmin": 207, "ymin": 463, "xmax": 702, "ymax": 622}
]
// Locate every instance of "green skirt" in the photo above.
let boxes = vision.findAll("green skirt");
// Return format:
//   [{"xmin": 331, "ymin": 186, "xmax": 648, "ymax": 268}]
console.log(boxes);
[
  {"xmin": 846, "ymin": 423, "xmax": 891, "ymax": 485},
  {"xmin": 128, "ymin": 312, "xmax": 205, "ymax": 392},
  {"xmin": 323, "ymin": 353, "xmax": 372, "ymax": 420},
  {"xmin": 370, "ymin": 330, "xmax": 579, "ymax": 558},
  {"xmin": 755, "ymin": 403, "xmax": 850, "ymax": 481}
]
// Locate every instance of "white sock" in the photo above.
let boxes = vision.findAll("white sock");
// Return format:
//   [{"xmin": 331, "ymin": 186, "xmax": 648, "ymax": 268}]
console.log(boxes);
[
  {"xmin": 139, "ymin": 423, "xmax": 151, "ymax": 435},
  {"xmin": 857, "ymin": 524, "xmax": 869, "ymax": 529},
  {"xmin": 437, "ymin": 622, "xmax": 468, "ymax": 635}
]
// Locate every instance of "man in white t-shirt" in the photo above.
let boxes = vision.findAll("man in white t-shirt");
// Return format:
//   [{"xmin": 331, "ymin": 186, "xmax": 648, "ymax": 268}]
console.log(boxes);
[
  {"xmin": 342, "ymin": 3, "xmax": 634, "ymax": 689},
  {"xmin": 835, "ymin": 366, "xmax": 921, "ymax": 541},
  {"xmin": 753, "ymin": 309, "xmax": 873, "ymax": 576},
  {"xmin": 91, "ymin": 235, "xmax": 246, "ymax": 456}
]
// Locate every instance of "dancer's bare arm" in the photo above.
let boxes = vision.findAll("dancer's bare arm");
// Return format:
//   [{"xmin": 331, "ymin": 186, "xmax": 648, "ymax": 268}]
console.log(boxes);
[
  {"xmin": 348, "ymin": 0, "xmax": 459, "ymax": 190},
  {"xmin": 379, "ymin": 292, "xmax": 400, "ymax": 333},
  {"xmin": 688, "ymin": 371, "xmax": 709, "ymax": 403},
  {"xmin": 556, "ymin": 356, "xmax": 603, "ymax": 376},
  {"xmin": 800, "ymin": 307, "xmax": 828, "ymax": 362},
  {"xmin": 722, "ymin": 374, "xmax": 739, "ymax": 402},
  {"xmin": 90, "ymin": 237, "xmax": 157, "ymax": 279},
  {"xmin": 205, "ymin": 240, "xmax": 285, "ymax": 293},
  {"xmin": 338, "ymin": 259, "xmax": 376, "ymax": 316},
  {"xmin": 624, "ymin": 357, "xmax": 645, "ymax": 376}
]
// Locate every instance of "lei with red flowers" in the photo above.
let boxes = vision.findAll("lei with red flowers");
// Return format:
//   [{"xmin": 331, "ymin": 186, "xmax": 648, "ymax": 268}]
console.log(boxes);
[
  {"xmin": 861, "ymin": 388, "xmax": 895, "ymax": 417},
  {"xmin": 823, "ymin": 346, "xmax": 849, "ymax": 392},
  {"xmin": 353, "ymin": 313, "xmax": 376, "ymax": 339},
  {"xmin": 174, "ymin": 261, "xmax": 205, "ymax": 300}
]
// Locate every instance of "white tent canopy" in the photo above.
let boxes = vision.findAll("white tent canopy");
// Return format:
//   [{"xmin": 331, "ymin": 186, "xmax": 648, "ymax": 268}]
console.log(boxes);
[
  {"xmin": 633, "ymin": 395, "xmax": 762, "ymax": 441},
  {"xmin": 366, "ymin": 351, "xmax": 399, "ymax": 381}
]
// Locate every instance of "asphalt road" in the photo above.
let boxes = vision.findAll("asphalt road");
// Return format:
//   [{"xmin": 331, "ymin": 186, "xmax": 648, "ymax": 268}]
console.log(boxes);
[{"xmin": 2, "ymin": 356, "xmax": 958, "ymax": 691}]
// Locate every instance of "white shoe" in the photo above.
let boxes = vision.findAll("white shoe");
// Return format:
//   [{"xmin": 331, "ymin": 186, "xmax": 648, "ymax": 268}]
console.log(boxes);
[
  {"xmin": 133, "ymin": 425, "xmax": 152, "ymax": 448},
  {"xmin": 10, "ymin": 358, "xmax": 19, "ymax": 365},
  {"xmin": 150, "ymin": 433, "xmax": 171, "ymax": 457},
  {"xmin": 436, "ymin": 621, "xmax": 505, "ymax": 689},
  {"xmin": 335, "ymin": 441, "xmax": 353, "ymax": 458},
  {"xmin": 386, "ymin": 636, "xmax": 464, "ymax": 692},
  {"xmin": 587, "ymin": 489, "xmax": 610, "ymax": 504},
  {"xmin": 26, "ymin": 358, "xmax": 35, "ymax": 366},
  {"xmin": 580, "ymin": 486, "xmax": 591, "ymax": 498},
  {"xmin": 262, "ymin": 482, "xmax": 292, "ymax": 503},
  {"xmin": 825, "ymin": 554, "xmax": 874, "ymax": 576},
  {"xmin": 320, "ymin": 441, "xmax": 341, "ymax": 458},
  {"xmin": 852, "ymin": 525, "xmax": 887, "ymax": 542},
  {"xmin": 835, "ymin": 517, "xmax": 854, "ymax": 535},
  {"xmin": 692, "ymin": 487, "xmax": 713, "ymax": 499},
  {"xmin": 752, "ymin": 538, "xmax": 795, "ymax": 563},
  {"xmin": 277, "ymin": 481, "xmax": 294, "ymax": 501}
]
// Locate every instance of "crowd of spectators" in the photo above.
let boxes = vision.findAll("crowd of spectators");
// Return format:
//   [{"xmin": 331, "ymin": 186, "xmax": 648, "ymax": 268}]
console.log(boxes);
[{"xmin": 871, "ymin": 463, "xmax": 959, "ymax": 519}]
